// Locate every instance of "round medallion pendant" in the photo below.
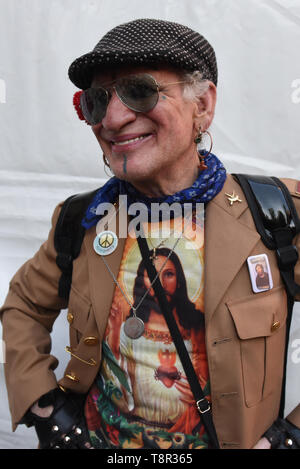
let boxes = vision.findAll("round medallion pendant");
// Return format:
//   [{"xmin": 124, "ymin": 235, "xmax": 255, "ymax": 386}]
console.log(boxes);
[{"xmin": 124, "ymin": 317, "xmax": 145, "ymax": 339}]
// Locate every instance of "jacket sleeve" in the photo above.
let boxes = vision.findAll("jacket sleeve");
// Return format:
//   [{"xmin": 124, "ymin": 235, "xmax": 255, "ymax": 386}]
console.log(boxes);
[
  {"xmin": 286, "ymin": 200, "xmax": 300, "ymax": 427},
  {"xmin": 280, "ymin": 180, "xmax": 300, "ymax": 299},
  {"xmin": 0, "ymin": 202, "xmax": 68, "ymax": 430},
  {"xmin": 282, "ymin": 180, "xmax": 300, "ymax": 427}
]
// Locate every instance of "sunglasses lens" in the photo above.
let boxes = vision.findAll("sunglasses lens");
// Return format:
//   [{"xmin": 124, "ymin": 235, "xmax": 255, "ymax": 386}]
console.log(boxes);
[
  {"xmin": 80, "ymin": 75, "xmax": 158, "ymax": 124},
  {"xmin": 116, "ymin": 74, "xmax": 158, "ymax": 112},
  {"xmin": 80, "ymin": 88, "xmax": 108, "ymax": 125}
]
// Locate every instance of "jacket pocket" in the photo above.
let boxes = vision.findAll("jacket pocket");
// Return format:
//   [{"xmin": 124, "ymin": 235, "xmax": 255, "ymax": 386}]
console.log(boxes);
[
  {"xmin": 226, "ymin": 286, "xmax": 287, "ymax": 407},
  {"xmin": 67, "ymin": 286, "xmax": 92, "ymax": 347}
]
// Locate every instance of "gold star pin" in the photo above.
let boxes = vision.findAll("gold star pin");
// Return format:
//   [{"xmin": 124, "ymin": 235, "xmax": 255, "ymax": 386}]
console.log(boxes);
[{"xmin": 225, "ymin": 191, "xmax": 242, "ymax": 206}]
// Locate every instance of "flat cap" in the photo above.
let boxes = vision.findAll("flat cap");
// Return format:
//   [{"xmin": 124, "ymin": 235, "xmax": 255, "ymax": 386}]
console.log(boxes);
[{"xmin": 68, "ymin": 18, "xmax": 218, "ymax": 89}]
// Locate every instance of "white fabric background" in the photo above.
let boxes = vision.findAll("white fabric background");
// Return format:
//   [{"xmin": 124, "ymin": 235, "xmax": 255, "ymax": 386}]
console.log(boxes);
[{"xmin": 0, "ymin": 0, "xmax": 300, "ymax": 449}]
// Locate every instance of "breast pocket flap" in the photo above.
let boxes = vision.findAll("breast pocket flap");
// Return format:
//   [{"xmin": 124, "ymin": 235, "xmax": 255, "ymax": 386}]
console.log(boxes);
[{"xmin": 227, "ymin": 286, "xmax": 287, "ymax": 340}]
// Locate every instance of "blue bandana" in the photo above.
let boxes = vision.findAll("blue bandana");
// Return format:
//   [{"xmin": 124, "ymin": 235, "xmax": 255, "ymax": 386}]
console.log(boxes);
[{"xmin": 82, "ymin": 152, "xmax": 226, "ymax": 229}]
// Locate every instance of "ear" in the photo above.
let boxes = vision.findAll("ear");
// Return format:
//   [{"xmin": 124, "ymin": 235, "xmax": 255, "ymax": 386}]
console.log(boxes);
[{"xmin": 193, "ymin": 81, "xmax": 217, "ymax": 132}]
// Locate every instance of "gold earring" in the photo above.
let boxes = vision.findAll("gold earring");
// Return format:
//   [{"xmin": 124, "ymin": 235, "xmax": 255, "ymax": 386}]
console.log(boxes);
[{"xmin": 194, "ymin": 127, "xmax": 213, "ymax": 171}]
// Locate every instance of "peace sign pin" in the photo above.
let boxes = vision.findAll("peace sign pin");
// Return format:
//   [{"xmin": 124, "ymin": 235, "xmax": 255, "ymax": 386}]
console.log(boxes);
[{"xmin": 93, "ymin": 230, "xmax": 118, "ymax": 256}]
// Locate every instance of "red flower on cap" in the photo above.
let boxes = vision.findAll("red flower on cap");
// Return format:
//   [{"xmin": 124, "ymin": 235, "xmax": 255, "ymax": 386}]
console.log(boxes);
[{"xmin": 73, "ymin": 91, "xmax": 90, "ymax": 125}]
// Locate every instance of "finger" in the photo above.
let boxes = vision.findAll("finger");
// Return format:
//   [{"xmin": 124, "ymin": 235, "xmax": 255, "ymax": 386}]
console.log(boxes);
[
  {"xmin": 179, "ymin": 374, "xmax": 188, "ymax": 382},
  {"xmin": 84, "ymin": 441, "xmax": 94, "ymax": 449},
  {"xmin": 252, "ymin": 437, "xmax": 271, "ymax": 449},
  {"xmin": 174, "ymin": 380, "xmax": 190, "ymax": 390},
  {"xmin": 174, "ymin": 382, "xmax": 193, "ymax": 396},
  {"xmin": 179, "ymin": 397, "xmax": 195, "ymax": 405}
]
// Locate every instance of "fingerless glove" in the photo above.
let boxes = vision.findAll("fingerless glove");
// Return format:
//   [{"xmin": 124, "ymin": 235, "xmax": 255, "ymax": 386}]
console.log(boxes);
[
  {"xmin": 22, "ymin": 388, "xmax": 98, "ymax": 449},
  {"xmin": 263, "ymin": 418, "xmax": 300, "ymax": 449}
]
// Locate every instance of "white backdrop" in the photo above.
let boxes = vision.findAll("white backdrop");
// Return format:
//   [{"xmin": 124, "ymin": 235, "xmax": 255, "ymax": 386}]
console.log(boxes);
[{"xmin": 0, "ymin": 0, "xmax": 300, "ymax": 449}]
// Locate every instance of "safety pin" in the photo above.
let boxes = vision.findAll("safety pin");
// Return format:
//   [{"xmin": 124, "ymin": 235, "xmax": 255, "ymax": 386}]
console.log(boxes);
[{"xmin": 65, "ymin": 346, "xmax": 96, "ymax": 366}]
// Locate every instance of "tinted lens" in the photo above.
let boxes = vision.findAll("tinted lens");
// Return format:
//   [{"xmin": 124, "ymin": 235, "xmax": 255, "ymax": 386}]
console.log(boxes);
[
  {"xmin": 116, "ymin": 74, "xmax": 158, "ymax": 112},
  {"xmin": 80, "ymin": 88, "xmax": 108, "ymax": 125}
]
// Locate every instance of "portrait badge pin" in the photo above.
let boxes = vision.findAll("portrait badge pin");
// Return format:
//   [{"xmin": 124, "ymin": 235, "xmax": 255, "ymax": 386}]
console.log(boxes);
[
  {"xmin": 93, "ymin": 230, "xmax": 118, "ymax": 256},
  {"xmin": 247, "ymin": 254, "xmax": 273, "ymax": 293}
]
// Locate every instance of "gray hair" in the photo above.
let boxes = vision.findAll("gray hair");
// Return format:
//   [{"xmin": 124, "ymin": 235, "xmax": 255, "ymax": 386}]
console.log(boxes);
[{"xmin": 181, "ymin": 71, "xmax": 210, "ymax": 102}]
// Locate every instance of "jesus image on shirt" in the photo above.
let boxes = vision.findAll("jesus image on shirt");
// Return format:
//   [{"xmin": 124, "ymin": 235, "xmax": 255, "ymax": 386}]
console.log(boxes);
[{"xmin": 84, "ymin": 216, "xmax": 211, "ymax": 449}]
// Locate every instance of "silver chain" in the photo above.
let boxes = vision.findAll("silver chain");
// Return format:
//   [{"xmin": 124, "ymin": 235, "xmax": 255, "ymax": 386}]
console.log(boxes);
[{"xmin": 99, "ymin": 219, "xmax": 188, "ymax": 318}]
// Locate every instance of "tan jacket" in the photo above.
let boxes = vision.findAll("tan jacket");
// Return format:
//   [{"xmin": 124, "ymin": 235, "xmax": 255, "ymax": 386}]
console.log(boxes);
[{"xmin": 1, "ymin": 175, "xmax": 300, "ymax": 449}]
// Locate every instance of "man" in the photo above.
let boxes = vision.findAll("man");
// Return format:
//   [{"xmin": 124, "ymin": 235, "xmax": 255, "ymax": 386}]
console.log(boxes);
[
  {"xmin": 1, "ymin": 18, "xmax": 300, "ymax": 450},
  {"xmin": 255, "ymin": 263, "xmax": 270, "ymax": 290}
]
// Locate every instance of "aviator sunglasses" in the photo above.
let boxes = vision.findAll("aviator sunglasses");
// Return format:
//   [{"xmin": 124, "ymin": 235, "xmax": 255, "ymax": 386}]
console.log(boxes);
[{"xmin": 74, "ymin": 73, "xmax": 188, "ymax": 126}]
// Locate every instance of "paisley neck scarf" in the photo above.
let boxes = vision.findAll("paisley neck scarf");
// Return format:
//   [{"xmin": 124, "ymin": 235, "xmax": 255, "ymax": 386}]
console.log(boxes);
[{"xmin": 82, "ymin": 152, "xmax": 226, "ymax": 229}]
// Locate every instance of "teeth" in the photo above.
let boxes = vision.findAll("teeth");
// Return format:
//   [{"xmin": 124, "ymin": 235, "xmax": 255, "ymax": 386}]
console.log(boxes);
[{"xmin": 114, "ymin": 136, "xmax": 146, "ymax": 146}]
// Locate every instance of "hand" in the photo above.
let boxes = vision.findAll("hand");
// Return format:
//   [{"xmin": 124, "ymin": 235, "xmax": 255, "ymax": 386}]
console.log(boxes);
[
  {"xmin": 252, "ymin": 437, "xmax": 271, "ymax": 449},
  {"xmin": 109, "ymin": 300, "xmax": 123, "ymax": 328},
  {"xmin": 107, "ymin": 300, "xmax": 123, "ymax": 359},
  {"xmin": 174, "ymin": 375, "xmax": 194, "ymax": 405},
  {"xmin": 174, "ymin": 374, "xmax": 207, "ymax": 406},
  {"xmin": 262, "ymin": 418, "xmax": 300, "ymax": 449},
  {"xmin": 29, "ymin": 389, "xmax": 94, "ymax": 449},
  {"xmin": 31, "ymin": 400, "xmax": 54, "ymax": 418}
]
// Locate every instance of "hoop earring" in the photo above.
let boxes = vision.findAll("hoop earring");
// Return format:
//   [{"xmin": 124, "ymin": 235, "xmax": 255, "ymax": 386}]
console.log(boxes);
[
  {"xmin": 194, "ymin": 127, "xmax": 213, "ymax": 171},
  {"xmin": 103, "ymin": 154, "xmax": 113, "ymax": 177}
]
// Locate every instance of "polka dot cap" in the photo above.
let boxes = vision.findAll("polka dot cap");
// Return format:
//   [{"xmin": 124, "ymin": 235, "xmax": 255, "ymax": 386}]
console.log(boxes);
[{"xmin": 68, "ymin": 18, "xmax": 218, "ymax": 89}]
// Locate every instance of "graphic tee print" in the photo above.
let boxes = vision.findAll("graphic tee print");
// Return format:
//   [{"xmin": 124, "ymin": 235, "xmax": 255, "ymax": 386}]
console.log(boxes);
[{"xmin": 85, "ymin": 210, "xmax": 210, "ymax": 449}]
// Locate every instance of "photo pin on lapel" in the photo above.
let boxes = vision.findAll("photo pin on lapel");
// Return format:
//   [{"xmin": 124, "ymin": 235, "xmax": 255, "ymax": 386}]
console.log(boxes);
[
  {"xmin": 247, "ymin": 254, "xmax": 273, "ymax": 293},
  {"xmin": 93, "ymin": 230, "xmax": 118, "ymax": 256}
]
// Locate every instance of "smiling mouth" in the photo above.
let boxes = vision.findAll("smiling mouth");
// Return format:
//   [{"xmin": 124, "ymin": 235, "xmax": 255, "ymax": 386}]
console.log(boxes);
[{"xmin": 111, "ymin": 134, "xmax": 151, "ymax": 147}]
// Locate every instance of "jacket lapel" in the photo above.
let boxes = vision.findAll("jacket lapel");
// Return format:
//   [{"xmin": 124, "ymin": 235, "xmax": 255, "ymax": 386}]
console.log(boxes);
[{"xmin": 204, "ymin": 175, "xmax": 260, "ymax": 323}]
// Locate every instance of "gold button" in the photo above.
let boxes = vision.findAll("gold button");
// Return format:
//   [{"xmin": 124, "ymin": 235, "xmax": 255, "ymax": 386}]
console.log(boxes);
[
  {"xmin": 83, "ymin": 336, "xmax": 99, "ymax": 346},
  {"xmin": 58, "ymin": 384, "xmax": 68, "ymax": 393},
  {"xmin": 67, "ymin": 312, "xmax": 74, "ymax": 324},
  {"xmin": 65, "ymin": 372, "xmax": 80, "ymax": 382},
  {"xmin": 271, "ymin": 321, "xmax": 280, "ymax": 332}
]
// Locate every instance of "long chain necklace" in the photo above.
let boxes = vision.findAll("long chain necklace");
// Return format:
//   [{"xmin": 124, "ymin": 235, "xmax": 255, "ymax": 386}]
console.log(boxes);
[{"xmin": 100, "ymin": 217, "xmax": 189, "ymax": 339}]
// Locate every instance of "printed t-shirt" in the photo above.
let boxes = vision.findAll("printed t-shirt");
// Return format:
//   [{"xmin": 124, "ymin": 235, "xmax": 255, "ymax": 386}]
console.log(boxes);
[{"xmin": 85, "ymin": 210, "xmax": 210, "ymax": 449}]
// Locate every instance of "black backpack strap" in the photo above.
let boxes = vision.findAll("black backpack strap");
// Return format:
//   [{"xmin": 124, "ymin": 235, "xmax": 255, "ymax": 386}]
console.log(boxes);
[
  {"xmin": 234, "ymin": 174, "xmax": 300, "ymax": 417},
  {"xmin": 54, "ymin": 189, "xmax": 99, "ymax": 300},
  {"xmin": 136, "ymin": 230, "xmax": 220, "ymax": 448},
  {"xmin": 234, "ymin": 174, "xmax": 300, "ymax": 298}
]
